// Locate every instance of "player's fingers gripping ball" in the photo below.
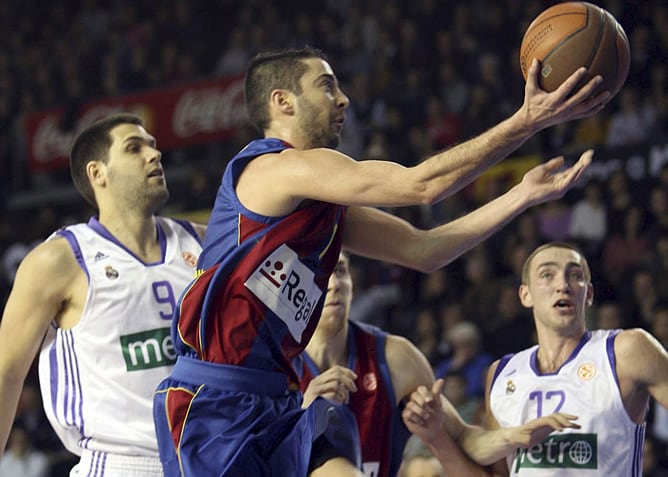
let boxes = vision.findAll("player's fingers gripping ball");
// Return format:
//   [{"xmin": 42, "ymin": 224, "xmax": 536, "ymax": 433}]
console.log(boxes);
[{"xmin": 520, "ymin": 1, "xmax": 630, "ymax": 98}]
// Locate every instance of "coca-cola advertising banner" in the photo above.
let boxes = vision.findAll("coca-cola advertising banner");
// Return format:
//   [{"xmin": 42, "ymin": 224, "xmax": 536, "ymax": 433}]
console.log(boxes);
[{"xmin": 24, "ymin": 75, "xmax": 246, "ymax": 172}]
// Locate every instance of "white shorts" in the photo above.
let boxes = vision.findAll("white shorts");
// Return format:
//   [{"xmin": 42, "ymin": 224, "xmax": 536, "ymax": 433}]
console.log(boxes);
[{"xmin": 70, "ymin": 450, "xmax": 163, "ymax": 476}]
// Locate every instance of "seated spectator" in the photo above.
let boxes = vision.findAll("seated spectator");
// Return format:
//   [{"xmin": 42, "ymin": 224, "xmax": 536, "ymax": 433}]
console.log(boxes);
[
  {"xmin": 399, "ymin": 437, "xmax": 445, "ymax": 477},
  {"xmin": 593, "ymin": 300, "xmax": 628, "ymax": 330},
  {"xmin": 441, "ymin": 371, "xmax": 482, "ymax": 425},
  {"xmin": 602, "ymin": 205, "xmax": 652, "ymax": 288},
  {"xmin": 433, "ymin": 321, "xmax": 492, "ymax": 399},
  {"xmin": 0, "ymin": 424, "xmax": 49, "ymax": 477},
  {"xmin": 568, "ymin": 178, "xmax": 607, "ymax": 255}
]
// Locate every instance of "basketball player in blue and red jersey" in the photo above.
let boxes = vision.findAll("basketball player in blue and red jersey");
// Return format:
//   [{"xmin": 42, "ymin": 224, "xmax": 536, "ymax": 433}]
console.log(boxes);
[
  {"xmin": 299, "ymin": 253, "xmax": 593, "ymax": 477},
  {"xmin": 153, "ymin": 47, "xmax": 611, "ymax": 476}
]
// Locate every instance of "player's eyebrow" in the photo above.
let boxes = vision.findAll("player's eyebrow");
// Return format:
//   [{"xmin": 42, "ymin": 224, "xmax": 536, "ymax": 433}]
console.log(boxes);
[
  {"xmin": 122, "ymin": 135, "xmax": 157, "ymax": 147},
  {"xmin": 314, "ymin": 73, "xmax": 337, "ymax": 85}
]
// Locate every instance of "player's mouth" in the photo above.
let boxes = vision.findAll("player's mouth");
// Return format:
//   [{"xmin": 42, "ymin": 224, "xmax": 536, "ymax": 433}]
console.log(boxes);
[
  {"xmin": 553, "ymin": 299, "xmax": 575, "ymax": 312},
  {"xmin": 148, "ymin": 168, "xmax": 164, "ymax": 178},
  {"xmin": 333, "ymin": 117, "xmax": 345, "ymax": 132},
  {"xmin": 325, "ymin": 299, "xmax": 343, "ymax": 308}
]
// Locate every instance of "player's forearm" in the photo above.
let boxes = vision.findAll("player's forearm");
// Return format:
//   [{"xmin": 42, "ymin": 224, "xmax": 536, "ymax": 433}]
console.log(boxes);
[
  {"xmin": 422, "ymin": 429, "xmax": 497, "ymax": 477},
  {"xmin": 0, "ymin": 378, "xmax": 23, "ymax": 455},
  {"xmin": 417, "ymin": 183, "xmax": 530, "ymax": 272},
  {"xmin": 417, "ymin": 111, "xmax": 533, "ymax": 203},
  {"xmin": 457, "ymin": 425, "xmax": 520, "ymax": 466}
]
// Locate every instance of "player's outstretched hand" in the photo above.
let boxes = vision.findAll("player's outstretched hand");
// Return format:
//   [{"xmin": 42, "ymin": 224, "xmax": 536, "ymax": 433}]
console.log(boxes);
[
  {"xmin": 522, "ymin": 59, "xmax": 610, "ymax": 131},
  {"xmin": 401, "ymin": 379, "xmax": 446, "ymax": 443},
  {"xmin": 504, "ymin": 412, "xmax": 581, "ymax": 449},
  {"xmin": 302, "ymin": 365, "xmax": 357, "ymax": 408},
  {"xmin": 519, "ymin": 149, "xmax": 593, "ymax": 206}
]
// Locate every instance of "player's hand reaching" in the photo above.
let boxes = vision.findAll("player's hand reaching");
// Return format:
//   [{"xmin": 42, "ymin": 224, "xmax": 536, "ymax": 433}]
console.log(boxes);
[
  {"xmin": 402, "ymin": 379, "xmax": 448, "ymax": 443},
  {"xmin": 502, "ymin": 412, "xmax": 581, "ymax": 449},
  {"xmin": 520, "ymin": 59, "xmax": 610, "ymax": 132},
  {"xmin": 518, "ymin": 149, "xmax": 593, "ymax": 206},
  {"xmin": 302, "ymin": 365, "xmax": 357, "ymax": 408}
]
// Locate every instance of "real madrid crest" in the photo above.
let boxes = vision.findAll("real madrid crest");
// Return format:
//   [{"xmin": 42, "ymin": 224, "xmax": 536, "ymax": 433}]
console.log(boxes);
[{"xmin": 105, "ymin": 265, "xmax": 119, "ymax": 279}]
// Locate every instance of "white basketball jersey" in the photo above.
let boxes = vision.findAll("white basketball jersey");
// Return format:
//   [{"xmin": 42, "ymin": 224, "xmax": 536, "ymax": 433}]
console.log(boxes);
[
  {"xmin": 490, "ymin": 329, "xmax": 645, "ymax": 476},
  {"xmin": 38, "ymin": 217, "xmax": 201, "ymax": 457}
]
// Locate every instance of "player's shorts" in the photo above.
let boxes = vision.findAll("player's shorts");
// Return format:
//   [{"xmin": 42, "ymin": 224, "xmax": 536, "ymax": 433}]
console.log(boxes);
[
  {"xmin": 70, "ymin": 450, "xmax": 163, "ymax": 476},
  {"xmin": 153, "ymin": 356, "xmax": 361, "ymax": 476}
]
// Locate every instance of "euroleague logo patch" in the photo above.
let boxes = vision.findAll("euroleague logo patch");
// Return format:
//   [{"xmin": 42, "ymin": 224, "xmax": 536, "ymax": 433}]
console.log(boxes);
[{"xmin": 577, "ymin": 362, "xmax": 596, "ymax": 381}]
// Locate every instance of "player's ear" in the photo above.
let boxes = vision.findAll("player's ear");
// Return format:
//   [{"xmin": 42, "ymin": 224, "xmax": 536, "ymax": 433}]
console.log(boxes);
[
  {"xmin": 270, "ymin": 89, "xmax": 294, "ymax": 114},
  {"xmin": 519, "ymin": 283, "xmax": 533, "ymax": 308},
  {"xmin": 86, "ymin": 160, "xmax": 105, "ymax": 186},
  {"xmin": 586, "ymin": 283, "xmax": 594, "ymax": 307}
]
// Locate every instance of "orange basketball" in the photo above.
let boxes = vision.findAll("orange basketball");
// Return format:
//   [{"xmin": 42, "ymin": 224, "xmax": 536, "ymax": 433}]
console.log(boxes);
[{"xmin": 519, "ymin": 2, "xmax": 630, "ymax": 97}]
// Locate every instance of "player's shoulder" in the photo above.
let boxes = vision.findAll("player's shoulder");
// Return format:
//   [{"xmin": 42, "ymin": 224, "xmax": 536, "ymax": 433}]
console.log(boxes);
[
  {"xmin": 15, "ymin": 235, "xmax": 80, "ymax": 285},
  {"xmin": 25, "ymin": 235, "xmax": 76, "ymax": 267},
  {"xmin": 613, "ymin": 327, "xmax": 659, "ymax": 356}
]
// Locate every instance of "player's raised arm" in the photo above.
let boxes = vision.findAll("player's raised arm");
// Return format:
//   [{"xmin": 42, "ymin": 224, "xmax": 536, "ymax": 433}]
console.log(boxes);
[{"xmin": 343, "ymin": 151, "xmax": 591, "ymax": 273}]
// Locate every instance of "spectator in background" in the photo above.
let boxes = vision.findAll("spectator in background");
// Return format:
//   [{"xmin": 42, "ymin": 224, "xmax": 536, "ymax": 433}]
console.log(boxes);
[
  {"xmin": 605, "ymin": 168, "xmax": 638, "ymax": 234},
  {"xmin": 214, "ymin": 27, "xmax": 252, "ymax": 77},
  {"xmin": 568, "ymin": 178, "xmax": 607, "ymax": 254},
  {"xmin": 398, "ymin": 440, "xmax": 445, "ymax": 477},
  {"xmin": 646, "ymin": 186, "xmax": 668, "ymax": 243},
  {"xmin": 535, "ymin": 200, "xmax": 572, "ymax": 242},
  {"xmin": 593, "ymin": 300, "xmax": 628, "ymax": 330},
  {"xmin": 605, "ymin": 86, "xmax": 656, "ymax": 147},
  {"xmin": 461, "ymin": 246, "xmax": 499, "ymax": 328},
  {"xmin": 602, "ymin": 205, "xmax": 652, "ymax": 288},
  {"xmin": 412, "ymin": 307, "xmax": 441, "ymax": 364},
  {"xmin": 434, "ymin": 321, "xmax": 492, "ymax": 399},
  {"xmin": 441, "ymin": 371, "xmax": 482, "ymax": 425},
  {"xmin": 642, "ymin": 434, "xmax": 668, "ymax": 477},
  {"xmin": 630, "ymin": 267, "xmax": 661, "ymax": 328},
  {"xmin": 0, "ymin": 424, "xmax": 49, "ymax": 477},
  {"xmin": 483, "ymin": 282, "xmax": 535, "ymax": 359}
]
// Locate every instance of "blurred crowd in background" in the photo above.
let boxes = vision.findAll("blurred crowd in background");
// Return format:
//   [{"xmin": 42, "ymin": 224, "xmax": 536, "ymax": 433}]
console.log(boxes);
[{"xmin": 1, "ymin": 0, "xmax": 667, "ymax": 475}]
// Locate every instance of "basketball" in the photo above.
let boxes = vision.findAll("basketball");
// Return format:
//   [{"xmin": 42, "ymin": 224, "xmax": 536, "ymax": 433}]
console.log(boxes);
[{"xmin": 519, "ymin": 2, "xmax": 630, "ymax": 97}]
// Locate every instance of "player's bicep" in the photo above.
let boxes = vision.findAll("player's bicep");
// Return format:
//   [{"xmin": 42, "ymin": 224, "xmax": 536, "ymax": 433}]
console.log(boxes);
[
  {"xmin": 616, "ymin": 329, "xmax": 668, "ymax": 408},
  {"xmin": 385, "ymin": 335, "xmax": 435, "ymax": 405},
  {"xmin": 242, "ymin": 149, "xmax": 429, "ymax": 217},
  {"xmin": 284, "ymin": 149, "xmax": 427, "ymax": 206}
]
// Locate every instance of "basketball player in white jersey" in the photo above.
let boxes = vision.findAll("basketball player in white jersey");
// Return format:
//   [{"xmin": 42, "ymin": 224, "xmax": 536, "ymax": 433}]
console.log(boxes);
[
  {"xmin": 0, "ymin": 113, "xmax": 205, "ymax": 476},
  {"xmin": 403, "ymin": 242, "xmax": 668, "ymax": 476}
]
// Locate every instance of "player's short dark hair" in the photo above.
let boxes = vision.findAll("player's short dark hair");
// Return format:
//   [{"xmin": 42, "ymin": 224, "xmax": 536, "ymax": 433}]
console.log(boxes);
[
  {"xmin": 70, "ymin": 113, "xmax": 144, "ymax": 207},
  {"xmin": 244, "ymin": 47, "xmax": 328, "ymax": 133}
]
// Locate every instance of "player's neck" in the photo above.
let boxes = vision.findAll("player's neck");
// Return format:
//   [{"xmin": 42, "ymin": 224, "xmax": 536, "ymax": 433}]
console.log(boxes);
[
  {"xmin": 535, "ymin": 331, "xmax": 586, "ymax": 374},
  {"xmin": 306, "ymin": 322, "xmax": 349, "ymax": 370},
  {"xmin": 97, "ymin": 210, "xmax": 160, "ymax": 260},
  {"xmin": 264, "ymin": 126, "xmax": 310, "ymax": 150}
]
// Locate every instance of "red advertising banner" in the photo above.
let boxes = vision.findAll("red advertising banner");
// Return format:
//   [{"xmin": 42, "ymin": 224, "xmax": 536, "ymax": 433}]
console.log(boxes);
[{"xmin": 23, "ymin": 75, "xmax": 246, "ymax": 172}]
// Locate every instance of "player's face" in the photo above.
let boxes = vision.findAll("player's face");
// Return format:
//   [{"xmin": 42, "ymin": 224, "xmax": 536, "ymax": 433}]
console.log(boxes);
[
  {"xmin": 104, "ymin": 123, "xmax": 169, "ymax": 212},
  {"xmin": 321, "ymin": 254, "xmax": 353, "ymax": 323},
  {"xmin": 295, "ymin": 58, "xmax": 349, "ymax": 149},
  {"xmin": 519, "ymin": 247, "xmax": 593, "ymax": 334}
]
